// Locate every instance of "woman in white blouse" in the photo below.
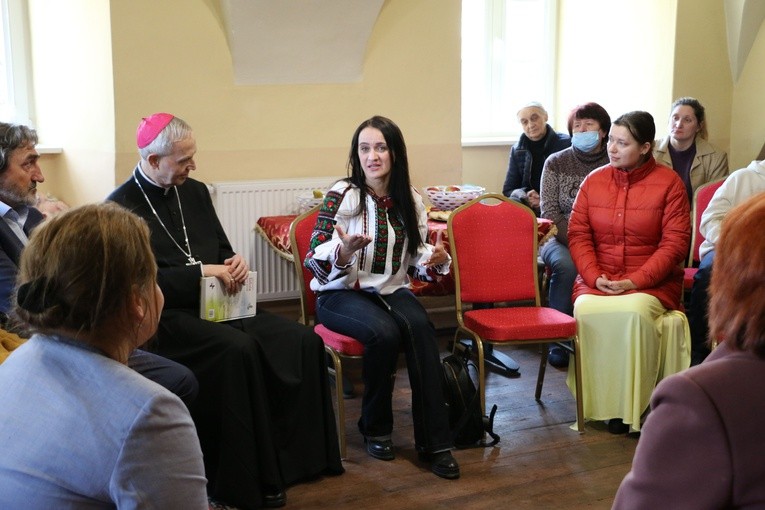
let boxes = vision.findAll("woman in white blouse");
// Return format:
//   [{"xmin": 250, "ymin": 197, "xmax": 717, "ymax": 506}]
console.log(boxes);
[{"xmin": 304, "ymin": 115, "xmax": 459, "ymax": 480}]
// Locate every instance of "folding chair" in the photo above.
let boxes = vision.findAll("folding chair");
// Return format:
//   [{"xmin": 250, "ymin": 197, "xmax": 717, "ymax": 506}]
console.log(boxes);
[
  {"xmin": 684, "ymin": 178, "xmax": 726, "ymax": 292},
  {"xmin": 447, "ymin": 193, "xmax": 584, "ymax": 431},
  {"xmin": 289, "ymin": 205, "xmax": 364, "ymax": 458}
]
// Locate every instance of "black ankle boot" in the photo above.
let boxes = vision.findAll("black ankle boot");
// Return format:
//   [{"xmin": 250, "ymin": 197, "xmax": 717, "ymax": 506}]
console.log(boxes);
[
  {"xmin": 364, "ymin": 437, "xmax": 395, "ymax": 460},
  {"xmin": 607, "ymin": 418, "xmax": 629, "ymax": 434},
  {"xmin": 418, "ymin": 451, "xmax": 460, "ymax": 479}
]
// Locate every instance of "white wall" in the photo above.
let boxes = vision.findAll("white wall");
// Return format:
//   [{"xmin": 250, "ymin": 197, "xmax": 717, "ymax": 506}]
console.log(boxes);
[
  {"xmin": 555, "ymin": 0, "xmax": 677, "ymax": 128},
  {"xmin": 28, "ymin": 0, "xmax": 115, "ymax": 206}
]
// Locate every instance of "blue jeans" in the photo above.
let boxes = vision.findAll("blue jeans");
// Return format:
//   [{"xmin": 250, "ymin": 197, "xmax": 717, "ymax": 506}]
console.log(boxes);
[
  {"xmin": 540, "ymin": 238, "xmax": 576, "ymax": 316},
  {"xmin": 316, "ymin": 288, "xmax": 451, "ymax": 452},
  {"xmin": 687, "ymin": 250, "xmax": 714, "ymax": 365}
]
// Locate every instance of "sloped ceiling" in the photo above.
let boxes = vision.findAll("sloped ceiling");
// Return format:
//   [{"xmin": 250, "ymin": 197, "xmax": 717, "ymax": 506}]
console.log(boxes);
[
  {"xmin": 218, "ymin": 0, "xmax": 385, "ymax": 84},
  {"xmin": 725, "ymin": 0, "xmax": 765, "ymax": 82}
]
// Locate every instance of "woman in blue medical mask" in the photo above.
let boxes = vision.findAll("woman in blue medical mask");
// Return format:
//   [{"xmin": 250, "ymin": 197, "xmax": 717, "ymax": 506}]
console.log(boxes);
[{"xmin": 539, "ymin": 102, "xmax": 611, "ymax": 368}]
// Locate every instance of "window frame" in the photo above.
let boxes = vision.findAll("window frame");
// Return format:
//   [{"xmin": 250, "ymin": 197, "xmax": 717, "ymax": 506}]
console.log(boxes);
[{"xmin": 1, "ymin": 0, "xmax": 34, "ymax": 125}]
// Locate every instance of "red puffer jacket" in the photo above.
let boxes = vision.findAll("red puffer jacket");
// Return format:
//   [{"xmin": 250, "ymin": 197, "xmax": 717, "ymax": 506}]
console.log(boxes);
[{"xmin": 568, "ymin": 157, "xmax": 690, "ymax": 310}]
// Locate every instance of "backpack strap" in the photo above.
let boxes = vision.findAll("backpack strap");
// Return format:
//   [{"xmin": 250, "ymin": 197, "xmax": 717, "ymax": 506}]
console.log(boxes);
[{"xmin": 480, "ymin": 404, "xmax": 500, "ymax": 447}]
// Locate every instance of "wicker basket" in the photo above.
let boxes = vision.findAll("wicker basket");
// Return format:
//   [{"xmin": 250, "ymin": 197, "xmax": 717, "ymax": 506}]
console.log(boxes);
[
  {"xmin": 423, "ymin": 185, "xmax": 485, "ymax": 210},
  {"xmin": 297, "ymin": 193, "xmax": 324, "ymax": 212}
]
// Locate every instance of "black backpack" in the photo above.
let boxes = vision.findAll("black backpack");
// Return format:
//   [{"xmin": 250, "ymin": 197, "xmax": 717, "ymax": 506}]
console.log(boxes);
[{"xmin": 441, "ymin": 350, "xmax": 500, "ymax": 448}]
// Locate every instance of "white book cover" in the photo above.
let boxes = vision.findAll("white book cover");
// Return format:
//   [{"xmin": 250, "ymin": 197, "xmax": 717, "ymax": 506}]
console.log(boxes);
[{"xmin": 199, "ymin": 271, "xmax": 257, "ymax": 322}]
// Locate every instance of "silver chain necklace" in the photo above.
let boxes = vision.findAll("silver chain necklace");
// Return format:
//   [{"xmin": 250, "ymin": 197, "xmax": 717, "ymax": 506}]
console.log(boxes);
[{"xmin": 133, "ymin": 170, "xmax": 199, "ymax": 266}]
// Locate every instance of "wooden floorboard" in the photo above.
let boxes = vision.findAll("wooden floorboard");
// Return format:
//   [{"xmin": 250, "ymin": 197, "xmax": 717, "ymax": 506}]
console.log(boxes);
[{"xmin": 260, "ymin": 300, "xmax": 638, "ymax": 509}]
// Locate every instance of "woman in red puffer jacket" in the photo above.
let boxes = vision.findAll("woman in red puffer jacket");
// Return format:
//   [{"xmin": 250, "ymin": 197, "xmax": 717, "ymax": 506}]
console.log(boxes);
[{"xmin": 567, "ymin": 111, "xmax": 690, "ymax": 435}]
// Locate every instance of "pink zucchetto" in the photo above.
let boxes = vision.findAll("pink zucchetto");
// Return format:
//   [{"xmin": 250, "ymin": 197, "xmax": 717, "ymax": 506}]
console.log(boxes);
[{"xmin": 136, "ymin": 113, "xmax": 174, "ymax": 149}]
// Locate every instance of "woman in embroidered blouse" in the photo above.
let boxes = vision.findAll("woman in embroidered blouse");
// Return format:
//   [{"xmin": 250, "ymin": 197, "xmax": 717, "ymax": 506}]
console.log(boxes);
[
  {"xmin": 304, "ymin": 115, "xmax": 459, "ymax": 480},
  {"xmin": 653, "ymin": 97, "xmax": 728, "ymax": 202}
]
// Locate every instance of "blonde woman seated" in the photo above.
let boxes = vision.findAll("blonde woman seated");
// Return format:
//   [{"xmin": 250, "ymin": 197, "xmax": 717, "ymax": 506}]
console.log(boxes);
[
  {"xmin": 0, "ymin": 203, "xmax": 207, "ymax": 508},
  {"xmin": 614, "ymin": 192, "xmax": 765, "ymax": 509},
  {"xmin": 654, "ymin": 96, "xmax": 728, "ymax": 202},
  {"xmin": 567, "ymin": 111, "xmax": 691, "ymax": 434}
]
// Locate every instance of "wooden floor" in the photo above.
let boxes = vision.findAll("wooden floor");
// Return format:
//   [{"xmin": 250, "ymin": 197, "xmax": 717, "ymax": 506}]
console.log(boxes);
[{"xmin": 260, "ymin": 300, "xmax": 638, "ymax": 510}]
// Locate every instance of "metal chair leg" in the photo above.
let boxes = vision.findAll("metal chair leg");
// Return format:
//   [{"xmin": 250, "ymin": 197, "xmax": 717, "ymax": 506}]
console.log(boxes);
[
  {"xmin": 325, "ymin": 347, "xmax": 347, "ymax": 458},
  {"xmin": 535, "ymin": 345, "xmax": 548, "ymax": 401}
]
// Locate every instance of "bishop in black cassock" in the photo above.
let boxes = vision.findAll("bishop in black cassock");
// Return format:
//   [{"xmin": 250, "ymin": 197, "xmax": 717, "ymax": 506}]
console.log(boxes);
[{"xmin": 108, "ymin": 113, "xmax": 342, "ymax": 510}]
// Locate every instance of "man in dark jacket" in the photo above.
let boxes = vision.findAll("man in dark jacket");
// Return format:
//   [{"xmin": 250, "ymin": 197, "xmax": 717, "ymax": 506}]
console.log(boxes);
[{"xmin": 503, "ymin": 102, "xmax": 570, "ymax": 215}]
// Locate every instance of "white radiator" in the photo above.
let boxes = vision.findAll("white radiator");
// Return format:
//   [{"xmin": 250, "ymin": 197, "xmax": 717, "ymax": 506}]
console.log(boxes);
[{"xmin": 210, "ymin": 177, "xmax": 343, "ymax": 301}]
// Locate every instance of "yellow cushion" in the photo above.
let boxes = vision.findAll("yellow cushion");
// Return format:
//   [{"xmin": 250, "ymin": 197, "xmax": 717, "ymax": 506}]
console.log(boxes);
[{"xmin": 0, "ymin": 328, "xmax": 26, "ymax": 364}]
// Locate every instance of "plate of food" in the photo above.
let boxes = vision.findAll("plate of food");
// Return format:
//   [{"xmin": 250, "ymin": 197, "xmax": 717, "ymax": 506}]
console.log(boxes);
[{"xmin": 427, "ymin": 208, "xmax": 452, "ymax": 222}]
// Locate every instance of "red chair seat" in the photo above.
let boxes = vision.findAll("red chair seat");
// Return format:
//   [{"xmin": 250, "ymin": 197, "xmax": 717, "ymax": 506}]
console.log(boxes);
[
  {"xmin": 683, "ymin": 267, "xmax": 697, "ymax": 291},
  {"xmin": 315, "ymin": 324, "xmax": 365, "ymax": 356},
  {"xmin": 464, "ymin": 307, "xmax": 576, "ymax": 341}
]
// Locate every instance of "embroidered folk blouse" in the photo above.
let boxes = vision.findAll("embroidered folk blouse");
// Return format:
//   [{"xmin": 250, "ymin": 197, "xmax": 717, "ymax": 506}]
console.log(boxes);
[{"xmin": 305, "ymin": 181, "xmax": 449, "ymax": 295}]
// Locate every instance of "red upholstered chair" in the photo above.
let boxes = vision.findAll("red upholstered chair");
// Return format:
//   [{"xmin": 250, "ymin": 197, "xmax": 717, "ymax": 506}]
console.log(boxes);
[
  {"xmin": 289, "ymin": 205, "xmax": 364, "ymax": 459},
  {"xmin": 684, "ymin": 178, "xmax": 726, "ymax": 292},
  {"xmin": 447, "ymin": 194, "xmax": 584, "ymax": 431}
]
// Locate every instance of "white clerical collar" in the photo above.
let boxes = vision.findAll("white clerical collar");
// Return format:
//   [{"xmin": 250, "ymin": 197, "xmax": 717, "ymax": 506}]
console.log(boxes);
[{"xmin": 136, "ymin": 163, "xmax": 173, "ymax": 196}]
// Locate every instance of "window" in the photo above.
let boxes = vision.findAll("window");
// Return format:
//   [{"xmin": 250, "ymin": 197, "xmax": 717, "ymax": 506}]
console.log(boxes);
[
  {"xmin": 461, "ymin": 0, "xmax": 557, "ymax": 144},
  {"xmin": 0, "ymin": 0, "xmax": 34, "ymax": 124}
]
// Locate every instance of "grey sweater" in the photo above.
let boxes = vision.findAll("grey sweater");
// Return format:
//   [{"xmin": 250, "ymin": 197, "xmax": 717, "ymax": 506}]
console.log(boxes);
[{"xmin": 539, "ymin": 146, "xmax": 609, "ymax": 245}]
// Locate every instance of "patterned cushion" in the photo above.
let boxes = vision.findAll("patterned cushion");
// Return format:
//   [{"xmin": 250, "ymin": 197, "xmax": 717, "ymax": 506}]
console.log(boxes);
[{"xmin": 255, "ymin": 215, "xmax": 296, "ymax": 261}]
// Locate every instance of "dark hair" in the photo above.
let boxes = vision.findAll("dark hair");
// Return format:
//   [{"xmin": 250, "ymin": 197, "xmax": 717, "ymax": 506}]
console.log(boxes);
[
  {"xmin": 345, "ymin": 115, "xmax": 422, "ymax": 255},
  {"xmin": 15, "ymin": 203, "xmax": 158, "ymax": 342},
  {"xmin": 567, "ymin": 102, "xmax": 611, "ymax": 148},
  {"xmin": 612, "ymin": 111, "xmax": 656, "ymax": 164},
  {"xmin": 709, "ymin": 192, "xmax": 765, "ymax": 358},
  {"xmin": 670, "ymin": 96, "xmax": 707, "ymax": 139},
  {"xmin": 0, "ymin": 123, "xmax": 38, "ymax": 174}
]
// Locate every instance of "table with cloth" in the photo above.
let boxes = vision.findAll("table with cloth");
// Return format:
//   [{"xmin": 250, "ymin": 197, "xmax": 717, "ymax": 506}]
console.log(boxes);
[{"xmin": 255, "ymin": 214, "xmax": 556, "ymax": 297}]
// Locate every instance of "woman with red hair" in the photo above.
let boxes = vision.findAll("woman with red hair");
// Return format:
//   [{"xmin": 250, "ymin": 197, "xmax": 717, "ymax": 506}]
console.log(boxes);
[{"xmin": 614, "ymin": 191, "xmax": 765, "ymax": 509}]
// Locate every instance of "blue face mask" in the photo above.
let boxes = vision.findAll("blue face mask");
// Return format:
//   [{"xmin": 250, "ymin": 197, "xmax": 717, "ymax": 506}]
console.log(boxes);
[{"xmin": 571, "ymin": 130, "xmax": 601, "ymax": 152}]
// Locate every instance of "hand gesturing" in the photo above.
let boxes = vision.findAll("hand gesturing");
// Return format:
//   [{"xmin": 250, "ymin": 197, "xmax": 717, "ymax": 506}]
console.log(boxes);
[
  {"xmin": 424, "ymin": 230, "xmax": 448, "ymax": 267},
  {"xmin": 334, "ymin": 224, "xmax": 372, "ymax": 265}
]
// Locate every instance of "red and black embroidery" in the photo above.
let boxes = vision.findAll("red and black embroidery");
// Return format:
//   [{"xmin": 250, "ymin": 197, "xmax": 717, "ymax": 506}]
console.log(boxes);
[{"xmin": 305, "ymin": 187, "xmax": 349, "ymax": 284}]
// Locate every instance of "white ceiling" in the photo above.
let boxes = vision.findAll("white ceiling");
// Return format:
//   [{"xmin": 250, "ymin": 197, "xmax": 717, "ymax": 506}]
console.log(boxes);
[{"xmin": 219, "ymin": 0, "xmax": 385, "ymax": 84}]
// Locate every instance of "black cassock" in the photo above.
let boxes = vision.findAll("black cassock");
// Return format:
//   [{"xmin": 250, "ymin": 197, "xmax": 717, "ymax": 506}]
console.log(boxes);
[{"xmin": 109, "ymin": 167, "xmax": 343, "ymax": 509}]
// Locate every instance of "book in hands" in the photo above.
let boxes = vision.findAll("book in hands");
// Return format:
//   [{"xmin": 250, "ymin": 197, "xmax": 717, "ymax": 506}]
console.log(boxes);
[{"xmin": 199, "ymin": 271, "xmax": 257, "ymax": 322}]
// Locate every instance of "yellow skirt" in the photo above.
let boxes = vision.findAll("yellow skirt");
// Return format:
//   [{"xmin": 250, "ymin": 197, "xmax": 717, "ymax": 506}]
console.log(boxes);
[{"xmin": 566, "ymin": 293, "xmax": 690, "ymax": 431}]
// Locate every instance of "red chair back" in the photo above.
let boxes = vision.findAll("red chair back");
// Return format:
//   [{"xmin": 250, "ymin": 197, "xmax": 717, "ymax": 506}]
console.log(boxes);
[
  {"xmin": 448, "ymin": 194, "xmax": 539, "ymax": 305},
  {"xmin": 289, "ymin": 206, "xmax": 321, "ymax": 323},
  {"xmin": 689, "ymin": 178, "xmax": 725, "ymax": 266}
]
